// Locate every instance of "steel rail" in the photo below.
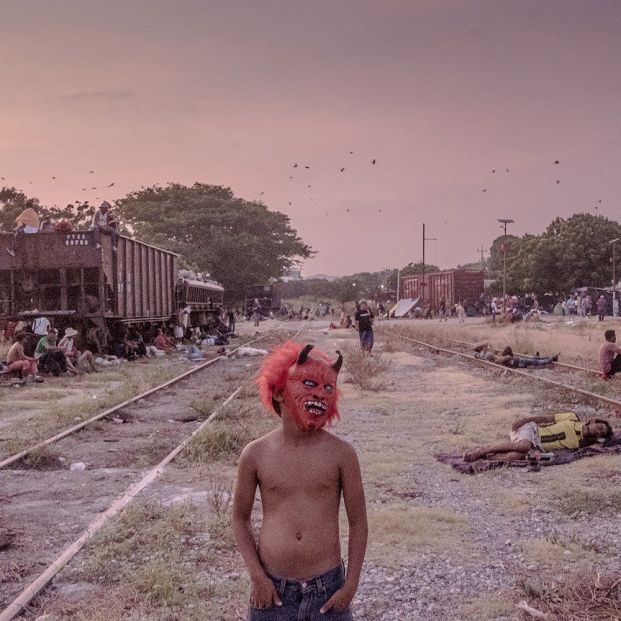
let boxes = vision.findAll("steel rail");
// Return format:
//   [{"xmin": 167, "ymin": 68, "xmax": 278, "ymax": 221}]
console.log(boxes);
[
  {"xmin": 0, "ymin": 384, "xmax": 244, "ymax": 621},
  {"xmin": 0, "ymin": 324, "xmax": 305, "ymax": 620},
  {"xmin": 0, "ymin": 330, "xmax": 276, "ymax": 470},
  {"xmin": 395, "ymin": 332, "xmax": 621, "ymax": 409}
]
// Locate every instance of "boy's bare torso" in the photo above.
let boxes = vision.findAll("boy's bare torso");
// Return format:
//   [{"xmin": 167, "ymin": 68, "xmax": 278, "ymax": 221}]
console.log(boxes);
[{"xmin": 250, "ymin": 428, "xmax": 345, "ymax": 580}]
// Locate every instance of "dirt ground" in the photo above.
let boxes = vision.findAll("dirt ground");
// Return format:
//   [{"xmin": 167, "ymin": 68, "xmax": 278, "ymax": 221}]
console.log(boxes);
[{"xmin": 2, "ymin": 316, "xmax": 621, "ymax": 620}]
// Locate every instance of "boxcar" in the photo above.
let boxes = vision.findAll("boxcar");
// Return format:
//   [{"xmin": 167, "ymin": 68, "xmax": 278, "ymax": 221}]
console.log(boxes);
[
  {"xmin": 401, "ymin": 270, "xmax": 484, "ymax": 313},
  {"xmin": 0, "ymin": 230, "xmax": 223, "ymax": 350},
  {"xmin": 245, "ymin": 283, "xmax": 282, "ymax": 317}
]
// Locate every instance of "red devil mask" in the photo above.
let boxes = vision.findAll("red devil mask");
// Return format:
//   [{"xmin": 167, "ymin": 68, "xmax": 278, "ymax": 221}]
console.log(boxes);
[{"xmin": 257, "ymin": 342, "xmax": 342, "ymax": 431}]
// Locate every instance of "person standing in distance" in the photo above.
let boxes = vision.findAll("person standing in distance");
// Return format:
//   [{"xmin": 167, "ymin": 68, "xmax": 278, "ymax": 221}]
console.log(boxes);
[{"xmin": 355, "ymin": 301, "xmax": 374, "ymax": 352}]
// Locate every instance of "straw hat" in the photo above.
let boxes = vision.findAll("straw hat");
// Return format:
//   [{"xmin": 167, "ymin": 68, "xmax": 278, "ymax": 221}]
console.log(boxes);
[
  {"xmin": 15, "ymin": 208, "xmax": 40, "ymax": 229},
  {"xmin": 64, "ymin": 327, "xmax": 78, "ymax": 337}
]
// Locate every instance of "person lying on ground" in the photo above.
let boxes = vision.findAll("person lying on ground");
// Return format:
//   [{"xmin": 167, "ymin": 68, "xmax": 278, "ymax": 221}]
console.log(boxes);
[
  {"xmin": 6, "ymin": 332, "xmax": 42, "ymax": 381},
  {"xmin": 233, "ymin": 342, "xmax": 367, "ymax": 620},
  {"xmin": 598, "ymin": 329, "xmax": 621, "ymax": 379},
  {"xmin": 464, "ymin": 412, "xmax": 614, "ymax": 462},
  {"xmin": 473, "ymin": 343, "xmax": 558, "ymax": 368}
]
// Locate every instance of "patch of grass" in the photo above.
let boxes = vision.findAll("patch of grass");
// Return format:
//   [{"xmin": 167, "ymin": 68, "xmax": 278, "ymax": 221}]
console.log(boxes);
[
  {"xmin": 10, "ymin": 445, "xmax": 64, "ymax": 470},
  {"xmin": 555, "ymin": 484, "xmax": 621, "ymax": 517},
  {"xmin": 342, "ymin": 346, "xmax": 391, "ymax": 391},
  {"xmin": 461, "ymin": 592, "xmax": 515, "ymax": 620},
  {"xmin": 517, "ymin": 572, "xmax": 621, "ymax": 621},
  {"xmin": 520, "ymin": 534, "xmax": 600, "ymax": 568},
  {"xmin": 367, "ymin": 504, "xmax": 470, "ymax": 561},
  {"xmin": 184, "ymin": 423, "xmax": 251, "ymax": 463},
  {"xmin": 208, "ymin": 473, "xmax": 233, "ymax": 520}
]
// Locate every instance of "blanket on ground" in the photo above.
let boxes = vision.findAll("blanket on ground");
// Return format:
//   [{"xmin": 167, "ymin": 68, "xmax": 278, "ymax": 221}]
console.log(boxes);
[{"xmin": 436, "ymin": 434, "xmax": 621, "ymax": 475}]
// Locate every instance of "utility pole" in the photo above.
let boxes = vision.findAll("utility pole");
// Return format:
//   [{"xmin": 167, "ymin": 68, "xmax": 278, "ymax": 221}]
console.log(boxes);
[
  {"xmin": 497, "ymin": 219, "xmax": 514, "ymax": 305},
  {"xmin": 421, "ymin": 223, "xmax": 437, "ymax": 304},
  {"xmin": 610, "ymin": 238, "xmax": 620, "ymax": 316}
]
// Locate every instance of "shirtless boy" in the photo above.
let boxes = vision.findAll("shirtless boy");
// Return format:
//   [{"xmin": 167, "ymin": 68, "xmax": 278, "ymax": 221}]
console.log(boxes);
[{"xmin": 233, "ymin": 342, "xmax": 367, "ymax": 620}]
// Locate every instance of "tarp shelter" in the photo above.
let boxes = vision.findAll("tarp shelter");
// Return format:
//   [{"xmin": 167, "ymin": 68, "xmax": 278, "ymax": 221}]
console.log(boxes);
[{"xmin": 390, "ymin": 298, "xmax": 419, "ymax": 317}]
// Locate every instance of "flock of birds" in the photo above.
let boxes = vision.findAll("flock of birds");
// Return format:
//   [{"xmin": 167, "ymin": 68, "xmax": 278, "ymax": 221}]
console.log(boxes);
[
  {"xmin": 255, "ymin": 151, "xmax": 380, "ymax": 217},
  {"xmin": 479, "ymin": 159, "xmax": 604, "ymax": 210},
  {"xmin": 0, "ymin": 155, "xmax": 608, "ymax": 217},
  {"xmin": 0, "ymin": 170, "xmax": 115, "ymax": 203}
]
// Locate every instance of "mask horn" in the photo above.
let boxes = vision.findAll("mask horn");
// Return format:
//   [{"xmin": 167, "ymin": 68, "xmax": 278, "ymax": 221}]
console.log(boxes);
[
  {"xmin": 297, "ymin": 344, "xmax": 314, "ymax": 365},
  {"xmin": 332, "ymin": 350, "xmax": 343, "ymax": 373}
]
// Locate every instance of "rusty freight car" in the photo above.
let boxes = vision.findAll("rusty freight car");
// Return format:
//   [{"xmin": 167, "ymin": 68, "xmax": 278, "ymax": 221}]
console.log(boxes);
[
  {"xmin": 401, "ymin": 269, "xmax": 484, "ymax": 314},
  {"xmin": 0, "ymin": 230, "xmax": 223, "ymax": 350}
]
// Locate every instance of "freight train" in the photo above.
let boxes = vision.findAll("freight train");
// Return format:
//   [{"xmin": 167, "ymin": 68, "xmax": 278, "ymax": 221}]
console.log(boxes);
[
  {"xmin": 401, "ymin": 269, "xmax": 484, "ymax": 314},
  {"xmin": 0, "ymin": 230, "xmax": 224, "ymax": 351}
]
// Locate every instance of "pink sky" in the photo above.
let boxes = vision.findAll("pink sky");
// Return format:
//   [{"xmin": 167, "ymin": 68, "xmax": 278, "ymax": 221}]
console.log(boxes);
[{"xmin": 1, "ymin": 1, "xmax": 620, "ymax": 276}]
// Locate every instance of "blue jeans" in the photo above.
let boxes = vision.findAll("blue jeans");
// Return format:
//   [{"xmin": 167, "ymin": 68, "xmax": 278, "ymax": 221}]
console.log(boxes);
[
  {"xmin": 359, "ymin": 330, "xmax": 374, "ymax": 352},
  {"xmin": 248, "ymin": 563, "xmax": 353, "ymax": 621}
]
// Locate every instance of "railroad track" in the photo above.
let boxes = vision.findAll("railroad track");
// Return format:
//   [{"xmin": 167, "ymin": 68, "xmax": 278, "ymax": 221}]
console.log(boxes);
[
  {"xmin": 0, "ymin": 326, "xmax": 302, "ymax": 620},
  {"xmin": 0, "ymin": 330, "xmax": 277, "ymax": 470},
  {"xmin": 392, "ymin": 329, "xmax": 621, "ymax": 410}
]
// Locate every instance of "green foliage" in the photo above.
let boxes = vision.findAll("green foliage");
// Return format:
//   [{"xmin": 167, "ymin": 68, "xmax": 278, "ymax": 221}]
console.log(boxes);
[
  {"xmin": 1, "ymin": 186, "xmax": 96, "ymax": 232},
  {"xmin": 115, "ymin": 183, "xmax": 312, "ymax": 300},
  {"xmin": 489, "ymin": 214, "xmax": 621, "ymax": 295}
]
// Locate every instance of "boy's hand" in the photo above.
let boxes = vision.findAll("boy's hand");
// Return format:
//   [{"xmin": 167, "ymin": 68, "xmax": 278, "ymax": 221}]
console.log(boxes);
[
  {"xmin": 320, "ymin": 583, "xmax": 356, "ymax": 614},
  {"xmin": 250, "ymin": 574, "xmax": 282, "ymax": 609}
]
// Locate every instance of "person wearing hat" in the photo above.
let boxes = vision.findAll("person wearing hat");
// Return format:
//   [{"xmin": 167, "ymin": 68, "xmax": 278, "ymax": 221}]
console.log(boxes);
[
  {"xmin": 6, "ymin": 207, "xmax": 40, "ymax": 256},
  {"xmin": 91, "ymin": 200, "xmax": 119, "ymax": 251},
  {"xmin": 58, "ymin": 328, "xmax": 98, "ymax": 374}
]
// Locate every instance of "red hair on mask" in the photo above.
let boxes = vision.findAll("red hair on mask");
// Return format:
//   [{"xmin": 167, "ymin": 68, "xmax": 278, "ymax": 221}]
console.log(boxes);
[{"xmin": 256, "ymin": 340, "xmax": 340, "ymax": 424}]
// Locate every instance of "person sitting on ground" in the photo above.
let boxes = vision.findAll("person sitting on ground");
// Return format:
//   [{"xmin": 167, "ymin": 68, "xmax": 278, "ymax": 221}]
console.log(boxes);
[
  {"xmin": 154, "ymin": 328, "xmax": 176, "ymax": 353},
  {"xmin": 598, "ymin": 329, "xmax": 621, "ymax": 379},
  {"xmin": 473, "ymin": 343, "xmax": 558, "ymax": 368},
  {"xmin": 126, "ymin": 326, "xmax": 147, "ymax": 357},
  {"xmin": 91, "ymin": 201, "xmax": 119, "ymax": 251},
  {"xmin": 58, "ymin": 327, "xmax": 98, "ymax": 374},
  {"xmin": 6, "ymin": 332, "xmax": 42, "ymax": 381},
  {"xmin": 35, "ymin": 328, "xmax": 68, "ymax": 376},
  {"xmin": 464, "ymin": 412, "xmax": 614, "ymax": 462}
]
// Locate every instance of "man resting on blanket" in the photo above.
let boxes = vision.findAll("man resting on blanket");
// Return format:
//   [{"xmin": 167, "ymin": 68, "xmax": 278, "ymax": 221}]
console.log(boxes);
[{"xmin": 464, "ymin": 413, "xmax": 613, "ymax": 462}]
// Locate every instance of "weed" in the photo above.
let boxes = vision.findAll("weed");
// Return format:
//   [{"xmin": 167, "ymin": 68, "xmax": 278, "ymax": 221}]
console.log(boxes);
[
  {"xmin": 184, "ymin": 423, "xmax": 251, "ymax": 463},
  {"xmin": 342, "ymin": 346, "xmax": 391, "ymax": 391},
  {"xmin": 209, "ymin": 473, "xmax": 233, "ymax": 519},
  {"xmin": 517, "ymin": 571, "xmax": 621, "ymax": 621}
]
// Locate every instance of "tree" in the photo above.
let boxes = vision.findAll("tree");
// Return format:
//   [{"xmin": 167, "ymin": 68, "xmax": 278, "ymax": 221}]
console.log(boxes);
[
  {"xmin": 115, "ymin": 183, "xmax": 313, "ymax": 300},
  {"xmin": 1, "ymin": 186, "xmax": 96, "ymax": 232}
]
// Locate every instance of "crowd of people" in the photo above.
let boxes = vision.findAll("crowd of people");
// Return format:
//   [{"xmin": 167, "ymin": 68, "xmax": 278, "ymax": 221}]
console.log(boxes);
[{"xmin": 0, "ymin": 305, "xmax": 240, "ymax": 384}]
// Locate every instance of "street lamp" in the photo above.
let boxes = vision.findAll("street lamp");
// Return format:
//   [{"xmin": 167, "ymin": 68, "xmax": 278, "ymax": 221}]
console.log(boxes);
[
  {"xmin": 497, "ymin": 218, "xmax": 515, "ymax": 305},
  {"xmin": 610, "ymin": 238, "xmax": 620, "ymax": 316}
]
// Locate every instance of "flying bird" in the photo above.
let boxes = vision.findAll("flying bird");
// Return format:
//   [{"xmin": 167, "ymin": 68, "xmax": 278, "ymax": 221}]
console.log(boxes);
[
  {"xmin": 259, "ymin": 192, "xmax": 264, "ymax": 195},
  {"xmin": 82, "ymin": 188, "xmax": 86, "ymax": 191},
  {"xmin": 289, "ymin": 176, "xmax": 294, "ymax": 179},
  {"xmin": 89, "ymin": 170, "xmax": 95, "ymax": 173},
  {"xmin": 506, "ymin": 168, "xmax": 510, "ymax": 173},
  {"xmin": 555, "ymin": 180, "xmax": 560, "ymax": 184},
  {"xmin": 304, "ymin": 166, "xmax": 310, "ymax": 169},
  {"xmin": 491, "ymin": 169, "xmax": 496, "ymax": 173},
  {"xmin": 346, "ymin": 209, "xmax": 350, "ymax": 213},
  {"xmin": 349, "ymin": 151, "xmax": 354, "ymax": 154},
  {"xmin": 340, "ymin": 168, "xmax": 345, "ymax": 172},
  {"xmin": 51, "ymin": 176, "xmax": 56, "ymax": 180},
  {"xmin": 371, "ymin": 159, "xmax": 376, "ymax": 165},
  {"xmin": 106, "ymin": 182, "xmax": 115, "ymax": 187},
  {"xmin": 378, "ymin": 209, "xmax": 383, "ymax": 213},
  {"xmin": 288, "ymin": 202, "xmax": 292, "ymax": 205},
  {"xmin": 483, "ymin": 189, "xmax": 487, "ymax": 192},
  {"xmin": 307, "ymin": 185, "xmax": 311, "ymax": 188},
  {"xmin": 293, "ymin": 163, "xmax": 298, "ymax": 168},
  {"xmin": 554, "ymin": 160, "xmax": 560, "ymax": 164}
]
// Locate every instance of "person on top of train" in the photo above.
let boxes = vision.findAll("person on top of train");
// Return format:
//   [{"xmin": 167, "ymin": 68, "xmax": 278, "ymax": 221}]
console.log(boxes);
[
  {"xmin": 91, "ymin": 201, "xmax": 119, "ymax": 251},
  {"xmin": 6, "ymin": 207, "xmax": 40, "ymax": 257}
]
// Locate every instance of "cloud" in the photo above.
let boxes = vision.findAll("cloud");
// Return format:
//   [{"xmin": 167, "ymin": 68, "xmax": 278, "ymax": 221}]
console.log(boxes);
[{"xmin": 44, "ymin": 90, "xmax": 135, "ymax": 104}]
